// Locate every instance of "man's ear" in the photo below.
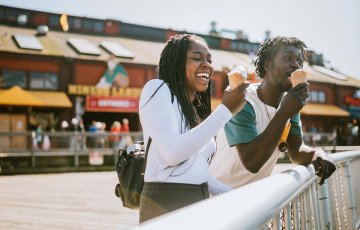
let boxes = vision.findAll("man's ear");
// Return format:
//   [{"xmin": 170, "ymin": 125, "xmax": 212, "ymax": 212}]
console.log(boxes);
[{"xmin": 264, "ymin": 60, "xmax": 271, "ymax": 72}]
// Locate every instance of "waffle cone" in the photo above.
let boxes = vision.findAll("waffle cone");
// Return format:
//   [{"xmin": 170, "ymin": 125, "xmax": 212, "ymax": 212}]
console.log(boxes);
[
  {"xmin": 228, "ymin": 72, "xmax": 247, "ymax": 90},
  {"xmin": 290, "ymin": 69, "xmax": 308, "ymax": 87}
]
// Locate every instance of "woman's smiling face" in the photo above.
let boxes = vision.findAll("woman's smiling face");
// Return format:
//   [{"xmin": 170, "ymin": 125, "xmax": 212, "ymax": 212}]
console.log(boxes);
[{"xmin": 185, "ymin": 39, "xmax": 214, "ymax": 99}]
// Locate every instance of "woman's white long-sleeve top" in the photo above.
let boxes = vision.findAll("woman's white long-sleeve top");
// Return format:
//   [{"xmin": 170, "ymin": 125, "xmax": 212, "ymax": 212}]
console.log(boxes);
[{"xmin": 139, "ymin": 79, "xmax": 233, "ymax": 195}]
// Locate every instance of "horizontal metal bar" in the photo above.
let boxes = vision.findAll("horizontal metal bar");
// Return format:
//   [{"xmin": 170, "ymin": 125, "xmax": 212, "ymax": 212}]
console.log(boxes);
[{"xmin": 138, "ymin": 150, "xmax": 360, "ymax": 230}]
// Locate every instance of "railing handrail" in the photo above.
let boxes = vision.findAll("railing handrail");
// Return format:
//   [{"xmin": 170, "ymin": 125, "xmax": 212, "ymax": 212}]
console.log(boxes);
[
  {"xmin": 138, "ymin": 150, "xmax": 360, "ymax": 230},
  {"xmin": 0, "ymin": 130, "xmax": 143, "ymax": 135},
  {"xmin": 329, "ymin": 150, "xmax": 360, "ymax": 162}
]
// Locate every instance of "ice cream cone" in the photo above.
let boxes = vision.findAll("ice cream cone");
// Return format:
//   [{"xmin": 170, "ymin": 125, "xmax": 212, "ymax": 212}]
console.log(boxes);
[
  {"xmin": 227, "ymin": 65, "xmax": 247, "ymax": 90},
  {"xmin": 290, "ymin": 69, "xmax": 308, "ymax": 87}
]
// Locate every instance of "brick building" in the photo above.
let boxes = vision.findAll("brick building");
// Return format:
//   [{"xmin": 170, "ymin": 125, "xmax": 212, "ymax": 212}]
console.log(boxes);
[{"xmin": 1, "ymin": 5, "xmax": 359, "ymax": 148}]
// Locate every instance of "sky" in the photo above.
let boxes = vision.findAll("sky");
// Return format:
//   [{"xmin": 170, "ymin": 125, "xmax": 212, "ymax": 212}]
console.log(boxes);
[{"xmin": 1, "ymin": 0, "xmax": 360, "ymax": 79}]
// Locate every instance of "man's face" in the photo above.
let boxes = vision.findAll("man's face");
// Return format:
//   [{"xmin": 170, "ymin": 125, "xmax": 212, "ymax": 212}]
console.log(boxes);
[{"xmin": 266, "ymin": 45, "xmax": 303, "ymax": 91}]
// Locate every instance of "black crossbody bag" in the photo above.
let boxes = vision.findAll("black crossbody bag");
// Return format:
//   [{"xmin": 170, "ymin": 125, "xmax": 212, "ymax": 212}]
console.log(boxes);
[{"xmin": 115, "ymin": 81, "xmax": 173, "ymax": 209}]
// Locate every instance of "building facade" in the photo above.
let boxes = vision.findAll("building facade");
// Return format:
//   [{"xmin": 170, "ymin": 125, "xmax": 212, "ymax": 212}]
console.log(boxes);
[{"xmin": 0, "ymin": 4, "xmax": 359, "ymax": 149}]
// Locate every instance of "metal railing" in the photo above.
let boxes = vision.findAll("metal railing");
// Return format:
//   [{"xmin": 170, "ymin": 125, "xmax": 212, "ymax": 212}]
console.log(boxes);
[
  {"xmin": 303, "ymin": 132, "xmax": 337, "ymax": 149},
  {"xmin": 0, "ymin": 131, "xmax": 143, "ymax": 171},
  {"xmin": 139, "ymin": 150, "xmax": 360, "ymax": 230}
]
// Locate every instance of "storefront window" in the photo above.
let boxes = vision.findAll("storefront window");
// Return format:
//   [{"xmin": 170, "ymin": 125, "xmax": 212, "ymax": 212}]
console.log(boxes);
[
  {"xmin": 309, "ymin": 90, "xmax": 326, "ymax": 103},
  {"xmin": 0, "ymin": 70, "xmax": 26, "ymax": 88},
  {"xmin": 68, "ymin": 17, "xmax": 82, "ymax": 30},
  {"xmin": 5, "ymin": 9, "xmax": 17, "ymax": 22},
  {"xmin": 318, "ymin": 91, "xmax": 326, "ymax": 103},
  {"xmin": 83, "ymin": 19, "xmax": 93, "ymax": 31},
  {"xmin": 310, "ymin": 91, "xmax": 318, "ymax": 102},
  {"xmin": 94, "ymin": 21, "xmax": 104, "ymax": 32},
  {"xmin": 49, "ymin": 15, "xmax": 60, "ymax": 28},
  {"xmin": 29, "ymin": 72, "xmax": 58, "ymax": 90},
  {"xmin": 0, "ymin": 8, "xmax": 5, "ymax": 19}
]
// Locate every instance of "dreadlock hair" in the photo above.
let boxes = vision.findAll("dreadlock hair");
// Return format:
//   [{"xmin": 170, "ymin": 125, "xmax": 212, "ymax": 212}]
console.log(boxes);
[
  {"xmin": 159, "ymin": 34, "xmax": 212, "ymax": 130},
  {"xmin": 255, "ymin": 36, "xmax": 307, "ymax": 79}
]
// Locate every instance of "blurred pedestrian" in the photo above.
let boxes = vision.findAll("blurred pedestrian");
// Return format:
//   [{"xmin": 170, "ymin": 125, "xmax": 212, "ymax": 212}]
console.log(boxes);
[
  {"xmin": 70, "ymin": 117, "xmax": 79, "ymax": 150},
  {"xmin": 79, "ymin": 119, "xmax": 87, "ymax": 150},
  {"xmin": 42, "ymin": 126, "xmax": 51, "ymax": 151},
  {"xmin": 88, "ymin": 120, "xmax": 98, "ymax": 148},
  {"xmin": 33, "ymin": 123, "xmax": 43, "ymax": 149},
  {"xmin": 99, "ymin": 122, "xmax": 108, "ymax": 148},
  {"xmin": 121, "ymin": 118, "xmax": 130, "ymax": 132},
  {"xmin": 119, "ymin": 118, "xmax": 132, "ymax": 148},
  {"xmin": 109, "ymin": 121, "xmax": 121, "ymax": 150}
]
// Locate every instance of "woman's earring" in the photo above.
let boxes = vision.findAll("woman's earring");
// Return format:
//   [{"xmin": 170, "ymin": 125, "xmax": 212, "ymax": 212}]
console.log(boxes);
[{"xmin": 193, "ymin": 94, "xmax": 200, "ymax": 107}]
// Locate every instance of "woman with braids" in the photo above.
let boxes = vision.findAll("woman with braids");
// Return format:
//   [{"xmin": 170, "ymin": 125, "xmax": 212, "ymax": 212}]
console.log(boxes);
[
  {"xmin": 209, "ymin": 36, "xmax": 336, "ymax": 189},
  {"xmin": 138, "ymin": 34, "xmax": 248, "ymax": 222}
]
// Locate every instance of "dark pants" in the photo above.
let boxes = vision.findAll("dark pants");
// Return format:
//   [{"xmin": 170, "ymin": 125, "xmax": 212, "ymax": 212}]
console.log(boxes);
[{"xmin": 139, "ymin": 182, "xmax": 209, "ymax": 223}]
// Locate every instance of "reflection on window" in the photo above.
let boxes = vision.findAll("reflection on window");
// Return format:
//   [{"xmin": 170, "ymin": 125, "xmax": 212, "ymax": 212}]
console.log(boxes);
[
  {"xmin": 318, "ymin": 91, "xmax": 326, "ymax": 103},
  {"xmin": 68, "ymin": 17, "xmax": 82, "ymax": 30},
  {"xmin": 0, "ymin": 70, "xmax": 26, "ymax": 88},
  {"xmin": 49, "ymin": 15, "xmax": 60, "ymax": 27},
  {"xmin": 0, "ymin": 8, "xmax": 5, "ymax": 19},
  {"xmin": 94, "ymin": 21, "xmax": 104, "ymax": 32},
  {"xmin": 83, "ymin": 19, "xmax": 93, "ymax": 30},
  {"xmin": 310, "ymin": 91, "xmax": 318, "ymax": 102},
  {"xmin": 309, "ymin": 90, "xmax": 326, "ymax": 103},
  {"xmin": 29, "ymin": 72, "xmax": 58, "ymax": 90},
  {"xmin": 5, "ymin": 9, "xmax": 17, "ymax": 21}
]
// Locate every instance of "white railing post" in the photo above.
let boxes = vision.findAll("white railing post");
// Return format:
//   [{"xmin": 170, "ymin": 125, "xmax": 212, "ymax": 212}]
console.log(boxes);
[
  {"xmin": 299, "ymin": 193, "xmax": 306, "ymax": 230},
  {"xmin": 318, "ymin": 174, "xmax": 334, "ymax": 229},
  {"xmin": 293, "ymin": 198, "xmax": 301, "ymax": 230},
  {"xmin": 283, "ymin": 203, "xmax": 291, "ymax": 229},
  {"xmin": 304, "ymin": 188, "xmax": 313, "ymax": 229},
  {"xmin": 345, "ymin": 160, "xmax": 357, "ymax": 229},
  {"xmin": 272, "ymin": 212, "xmax": 281, "ymax": 230},
  {"xmin": 310, "ymin": 183, "xmax": 321, "ymax": 230}
]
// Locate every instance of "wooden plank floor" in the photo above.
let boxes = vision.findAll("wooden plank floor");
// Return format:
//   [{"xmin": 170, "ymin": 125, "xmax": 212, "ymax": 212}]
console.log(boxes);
[
  {"xmin": 0, "ymin": 164, "xmax": 294, "ymax": 230},
  {"xmin": 0, "ymin": 172, "xmax": 138, "ymax": 230}
]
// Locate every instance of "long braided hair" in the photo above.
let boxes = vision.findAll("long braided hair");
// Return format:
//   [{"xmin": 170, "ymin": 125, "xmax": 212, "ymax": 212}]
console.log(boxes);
[
  {"xmin": 255, "ymin": 36, "xmax": 307, "ymax": 79},
  {"xmin": 159, "ymin": 34, "xmax": 212, "ymax": 130}
]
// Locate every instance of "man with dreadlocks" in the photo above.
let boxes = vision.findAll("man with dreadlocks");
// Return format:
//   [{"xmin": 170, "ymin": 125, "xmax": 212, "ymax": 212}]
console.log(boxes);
[
  {"xmin": 209, "ymin": 36, "xmax": 336, "ymax": 188},
  {"xmin": 138, "ymin": 34, "xmax": 248, "ymax": 222}
]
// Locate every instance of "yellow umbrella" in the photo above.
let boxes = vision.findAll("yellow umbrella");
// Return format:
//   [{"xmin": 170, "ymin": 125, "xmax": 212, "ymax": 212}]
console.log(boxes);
[{"xmin": 0, "ymin": 86, "xmax": 44, "ymax": 106}]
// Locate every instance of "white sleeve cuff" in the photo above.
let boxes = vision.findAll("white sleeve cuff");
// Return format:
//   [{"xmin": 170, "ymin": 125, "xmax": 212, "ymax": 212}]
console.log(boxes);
[
  {"xmin": 213, "ymin": 104, "xmax": 233, "ymax": 121},
  {"xmin": 312, "ymin": 148, "xmax": 325, "ymax": 161}
]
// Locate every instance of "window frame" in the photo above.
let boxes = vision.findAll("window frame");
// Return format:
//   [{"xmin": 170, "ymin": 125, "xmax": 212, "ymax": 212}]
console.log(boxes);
[
  {"xmin": 0, "ymin": 69, "xmax": 59, "ymax": 91},
  {"xmin": 309, "ymin": 90, "xmax": 327, "ymax": 104}
]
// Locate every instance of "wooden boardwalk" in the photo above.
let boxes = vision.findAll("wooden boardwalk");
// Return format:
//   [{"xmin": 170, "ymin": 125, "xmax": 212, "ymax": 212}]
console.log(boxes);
[
  {"xmin": 0, "ymin": 164, "xmax": 294, "ymax": 230},
  {"xmin": 0, "ymin": 172, "xmax": 138, "ymax": 230}
]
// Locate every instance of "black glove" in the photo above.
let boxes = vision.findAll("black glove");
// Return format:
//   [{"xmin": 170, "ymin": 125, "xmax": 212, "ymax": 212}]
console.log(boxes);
[{"xmin": 312, "ymin": 157, "xmax": 336, "ymax": 185}]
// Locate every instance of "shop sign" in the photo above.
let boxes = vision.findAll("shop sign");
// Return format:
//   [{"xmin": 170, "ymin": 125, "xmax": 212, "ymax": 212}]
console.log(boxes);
[
  {"xmin": 86, "ymin": 95, "xmax": 138, "ymax": 112},
  {"xmin": 68, "ymin": 84, "xmax": 141, "ymax": 97}
]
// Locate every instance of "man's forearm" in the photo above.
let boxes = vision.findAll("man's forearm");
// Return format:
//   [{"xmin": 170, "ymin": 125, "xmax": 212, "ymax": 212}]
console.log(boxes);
[
  {"xmin": 287, "ymin": 138, "xmax": 315, "ymax": 165},
  {"xmin": 238, "ymin": 112, "xmax": 289, "ymax": 173}
]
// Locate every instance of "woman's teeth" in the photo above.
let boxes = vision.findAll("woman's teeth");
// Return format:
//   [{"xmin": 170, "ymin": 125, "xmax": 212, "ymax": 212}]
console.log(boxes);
[{"xmin": 197, "ymin": 73, "xmax": 209, "ymax": 80}]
